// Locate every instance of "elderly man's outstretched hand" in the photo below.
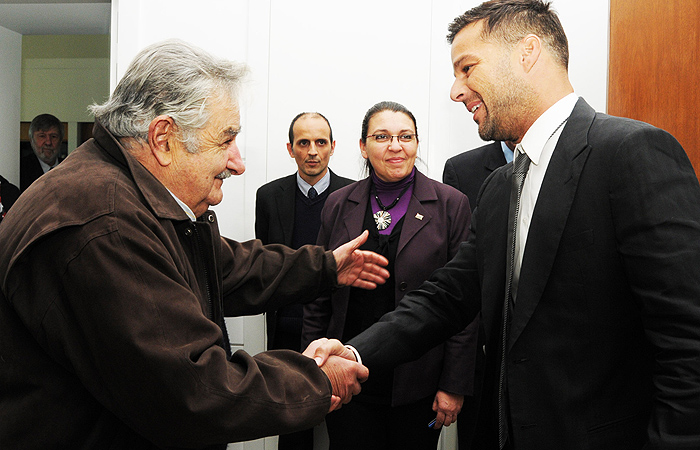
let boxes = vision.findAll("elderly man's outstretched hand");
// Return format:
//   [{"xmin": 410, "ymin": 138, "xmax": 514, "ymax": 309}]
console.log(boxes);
[{"xmin": 333, "ymin": 230, "xmax": 389, "ymax": 289}]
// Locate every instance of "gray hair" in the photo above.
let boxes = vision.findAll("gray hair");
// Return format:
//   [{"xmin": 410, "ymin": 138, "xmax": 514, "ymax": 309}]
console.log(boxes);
[{"xmin": 89, "ymin": 39, "xmax": 249, "ymax": 153}]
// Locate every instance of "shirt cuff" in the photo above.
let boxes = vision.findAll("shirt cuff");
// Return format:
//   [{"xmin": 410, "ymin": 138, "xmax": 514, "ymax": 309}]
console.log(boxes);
[{"xmin": 344, "ymin": 345, "xmax": 362, "ymax": 365}]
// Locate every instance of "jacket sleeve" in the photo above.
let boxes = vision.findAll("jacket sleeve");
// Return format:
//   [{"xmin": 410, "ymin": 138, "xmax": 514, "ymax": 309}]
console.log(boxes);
[
  {"xmin": 608, "ymin": 126, "xmax": 700, "ymax": 449},
  {"xmin": 347, "ymin": 231, "xmax": 482, "ymax": 375},
  {"xmin": 6, "ymin": 213, "xmax": 332, "ymax": 448},
  {"xmin": 437, "ymin": 191, "xmax": 479, "ymax": 396},
  {"xmin": 221, "ymin": 238, "xmax": 337, "ymax": 317}
]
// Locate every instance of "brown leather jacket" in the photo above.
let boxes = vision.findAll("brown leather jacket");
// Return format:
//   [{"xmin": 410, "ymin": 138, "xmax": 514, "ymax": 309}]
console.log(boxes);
[{"xmin": 0, "ymin": 123, "xmax": 336, "ymax": 449}]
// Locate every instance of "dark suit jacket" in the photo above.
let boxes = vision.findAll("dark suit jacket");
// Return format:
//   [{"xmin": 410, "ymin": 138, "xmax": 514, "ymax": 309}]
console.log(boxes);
[
  {"xmin": 255, "ymin": 169, "xmax": 353, "ymax": 347},
  {"xmin": 20, "ymin": 153, "xmax": 65, "ymax": 192},
  {"xmin": 0, "ymin": 175, "xmax": 20, "ymax": 219},
  {"xmin": 303, "ymin": 171, "xmax": 478, "ymax": 406},
  {"xmin": 443, "ymin": 141, "xmax": 507, "ymax": 212},
  {"xmin": 20, "ymin": 153, "xmax": 46, "ymax": 192},
  {"xmin": 349, "ymin": 98, "xmax": 700, "ymax": 449},
  {"xmin": 443, "ymin": 142, "xmax": 508, "ymax": 449}
]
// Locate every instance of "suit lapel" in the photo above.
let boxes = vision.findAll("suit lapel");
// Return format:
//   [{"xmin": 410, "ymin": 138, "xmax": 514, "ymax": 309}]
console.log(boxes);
[
  {"xmin": 342, "ymin": 179, "xmax": 372, "ymax": 241},
  {"xmin": 397, "ymin": 172, "xmax": 434, "ymax": 257},
  {"xmin": 275, "ymin": 175, "xmax": 297, "ymax": 246},
  {"xmin": 508, "ymin": 99, "xmax": 595, "ymax": 350}
]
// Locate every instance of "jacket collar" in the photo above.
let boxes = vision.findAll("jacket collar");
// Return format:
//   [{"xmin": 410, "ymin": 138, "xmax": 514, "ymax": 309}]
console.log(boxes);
[
  {"xmin": 342, "ymin": 170, "xmax": 437, "ymax": 257},
  {"xmin": 93, "ymin": 122, "xmax": 191, "ymax": 222}
]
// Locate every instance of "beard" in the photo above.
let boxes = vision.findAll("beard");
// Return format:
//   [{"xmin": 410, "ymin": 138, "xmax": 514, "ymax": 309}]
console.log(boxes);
[{"xmin": 477, "ymin": 61, "xmax": 535, "ymax": 143}]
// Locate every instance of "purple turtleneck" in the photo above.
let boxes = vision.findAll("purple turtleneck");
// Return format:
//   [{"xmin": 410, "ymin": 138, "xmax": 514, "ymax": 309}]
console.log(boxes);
[{"xmin": 370, "ymin": 167, "xmax": 415, "ymax": 235}]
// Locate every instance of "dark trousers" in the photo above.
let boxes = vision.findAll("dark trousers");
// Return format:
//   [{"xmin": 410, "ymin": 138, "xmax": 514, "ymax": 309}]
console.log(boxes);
[{"xmin": 325, "ymin": 396, "xmax": 441, "ymax": 450}]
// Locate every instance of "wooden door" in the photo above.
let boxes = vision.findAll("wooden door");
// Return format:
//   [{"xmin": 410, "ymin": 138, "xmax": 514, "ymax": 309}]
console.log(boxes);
[{"xmin": 608, "ymin": 0, "xmax": 700, "ymax": 179}]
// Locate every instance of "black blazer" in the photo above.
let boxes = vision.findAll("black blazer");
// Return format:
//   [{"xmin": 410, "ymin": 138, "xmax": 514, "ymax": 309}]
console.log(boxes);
[
  {"xmin": 0, "ymin": 175, "xmax": 20, "ymax": 220},
  {"xmin": 443, "ymin": 141, "xmax": 507, "ymax": 212},
  {"xmin": 255, "ymin": 169, "xmax": 353, "ymax": 346},
  {"xmin": 349, "ymin": 98, "xmax": 700, "ymax": 449},
  {"xmin": 443, "ymin": 142, "xmax": 508, "ymax": 449},
  {"xmin": 20, "ymin": 153, "xmax": 65, "ymax": 193},
  {"xmin": 20, "ymin": 153, "xmax": 46, "ymax": 192}
]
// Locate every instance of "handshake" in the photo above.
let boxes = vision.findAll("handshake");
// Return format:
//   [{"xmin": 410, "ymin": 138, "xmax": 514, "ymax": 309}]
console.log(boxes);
[{"xmin": 302, "ymin": 338, "xmax": 368, "ymax": 412}]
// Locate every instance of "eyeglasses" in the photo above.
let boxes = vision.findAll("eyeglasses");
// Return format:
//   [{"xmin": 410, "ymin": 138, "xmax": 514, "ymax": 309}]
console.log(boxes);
[{"xmin": 366, "ymin": 133, "xmax": 417, "ymax": 143}]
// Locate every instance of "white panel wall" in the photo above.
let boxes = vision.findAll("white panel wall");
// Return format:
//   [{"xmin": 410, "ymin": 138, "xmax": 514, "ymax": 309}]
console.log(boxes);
[{"xmin": 0, "ymin": 25, "xmax": 22, "ymax": 186}]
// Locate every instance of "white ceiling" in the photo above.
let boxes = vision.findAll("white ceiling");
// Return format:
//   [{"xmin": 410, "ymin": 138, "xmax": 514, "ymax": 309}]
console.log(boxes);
[{"xmin": 0, "ymin": 1, "xmax": 110, "ymax": 35}]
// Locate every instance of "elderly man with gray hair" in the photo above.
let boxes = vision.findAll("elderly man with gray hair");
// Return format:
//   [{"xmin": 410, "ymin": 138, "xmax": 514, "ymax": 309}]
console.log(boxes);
[
  {"xmin": 21, "ymin": 113, "xmax": 64, "ymax": 191},
  {"xmin": 0, "ymin": 39, "xmax": 388, "ymax": 449}
]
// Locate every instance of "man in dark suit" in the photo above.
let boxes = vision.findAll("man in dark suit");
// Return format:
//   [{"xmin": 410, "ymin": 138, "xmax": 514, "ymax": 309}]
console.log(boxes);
[
  {"xmin": 308, "ymin": 1, "xmax": 700, "ymax": 449},
  {"xmin": 21, "ymin": 113, "xmax": 64, "ymax": 192},
  {"xmin": 255, "ymin": 112, "xmax": 353, "ymax": 450},
  {"xmin": 443, "ymin": 141, "xmax": 513, "ymax": 212}
]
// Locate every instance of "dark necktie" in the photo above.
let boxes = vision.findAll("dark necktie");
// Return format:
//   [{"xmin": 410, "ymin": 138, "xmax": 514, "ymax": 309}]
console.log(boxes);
[
  {"xmin": 498, "ymin": 147, "xmax": 531, "ymax": 449},
  {"xmin": 308, "ymin": 187, "xmax": 318, "ymax": 199}
]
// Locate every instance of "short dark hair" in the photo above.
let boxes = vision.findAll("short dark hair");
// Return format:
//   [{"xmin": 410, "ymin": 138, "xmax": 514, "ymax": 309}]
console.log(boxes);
[
  {"xmin": 360, "ymin": 101, "xmax": 418, "ymax": 145},
  {"xmin": 29, "ymin": 114, "xmax": 64, "ymax": 142},
  {"xmin": 447, "ymin": 0, "xmax": 569, "ymax": 69},
  {"xmin": 288, "ymin": 112, "xmax": 333, "ymax": 144}
]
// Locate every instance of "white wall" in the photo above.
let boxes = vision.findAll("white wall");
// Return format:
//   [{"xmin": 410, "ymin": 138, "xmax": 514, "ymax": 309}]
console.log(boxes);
[
  {"xmin": 109, "ymin": 1, "xmax": 609, "ymax": 448},
  {"xmin": 0, "ymin": 25, "xmax": 22, "ymax": 186}
]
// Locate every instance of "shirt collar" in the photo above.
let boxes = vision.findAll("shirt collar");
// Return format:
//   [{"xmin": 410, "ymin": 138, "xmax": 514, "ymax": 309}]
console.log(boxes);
[
  {"xmin": 518, "ymin": 93, "xmax": 578, "ymax": 165},
  {"xmin": 37, "ymin": 156, "xmax": 56, "ymax": 173},
  {"xmin": 167, "ymin": 188, "xmax": 197, "ymax": 221},
  {"xmin": 296, "ymin": 169, "xmax": 331, "ymax": 197},
  {"xmin": 500, "ymin": 141, "xmax": 514, "ymax": 163}
]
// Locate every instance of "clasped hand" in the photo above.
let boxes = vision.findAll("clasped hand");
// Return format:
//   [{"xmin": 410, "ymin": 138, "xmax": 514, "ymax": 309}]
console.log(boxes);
[{"xmin": 303, "ymin": 338, "xmax": 369, "ymax": 412}]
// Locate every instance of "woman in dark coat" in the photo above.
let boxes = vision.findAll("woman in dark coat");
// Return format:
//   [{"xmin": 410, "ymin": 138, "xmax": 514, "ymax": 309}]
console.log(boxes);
[{"xmin": 302, "ymin": 101, "xmax": 476, "ymax": 449}]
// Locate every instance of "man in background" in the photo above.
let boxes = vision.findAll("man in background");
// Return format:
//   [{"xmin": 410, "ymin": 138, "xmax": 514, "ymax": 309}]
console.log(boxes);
[
  {"xmin": 443, "ymin": 141, "xmax": 514, "ymax": 212},
  {"xmin": 255, "ymin": 112, "xmax": 353, "ymax": 450},
  {"xmin": 21, "ymin": 113, "xmax": 64, "ymax": 192}
]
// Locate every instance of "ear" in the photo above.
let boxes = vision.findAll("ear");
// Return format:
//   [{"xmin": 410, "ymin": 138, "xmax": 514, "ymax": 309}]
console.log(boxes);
[
  {"xmin": 519, "ymin": 34, "xmax": 542, "ymax": 73},
  {"xmin": 359, "ymin": 139, "xmax": 368, "ymax": 160},
  {"xmin": 148, "ymin": 115, "xmax": 176, "ymax": 167},
  {"xmin": 287, "ymin": 142, "xmax": 295, "ymax": 158},
  {"xmin": 330, "ymin": 140, "xmax": 336, "ymax": 157}
]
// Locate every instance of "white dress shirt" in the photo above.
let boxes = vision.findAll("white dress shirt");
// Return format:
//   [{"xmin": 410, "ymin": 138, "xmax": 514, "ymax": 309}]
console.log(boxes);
[{"xmin": 513, "ymin": 93, "xmax": 579, "ymax": 296}]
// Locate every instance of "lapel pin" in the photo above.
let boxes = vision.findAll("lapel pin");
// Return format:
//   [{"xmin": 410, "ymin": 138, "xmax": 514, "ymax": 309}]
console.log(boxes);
[{"xmin": 415, "ymin": 213, "xmax": 424, "ymax": 220}]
